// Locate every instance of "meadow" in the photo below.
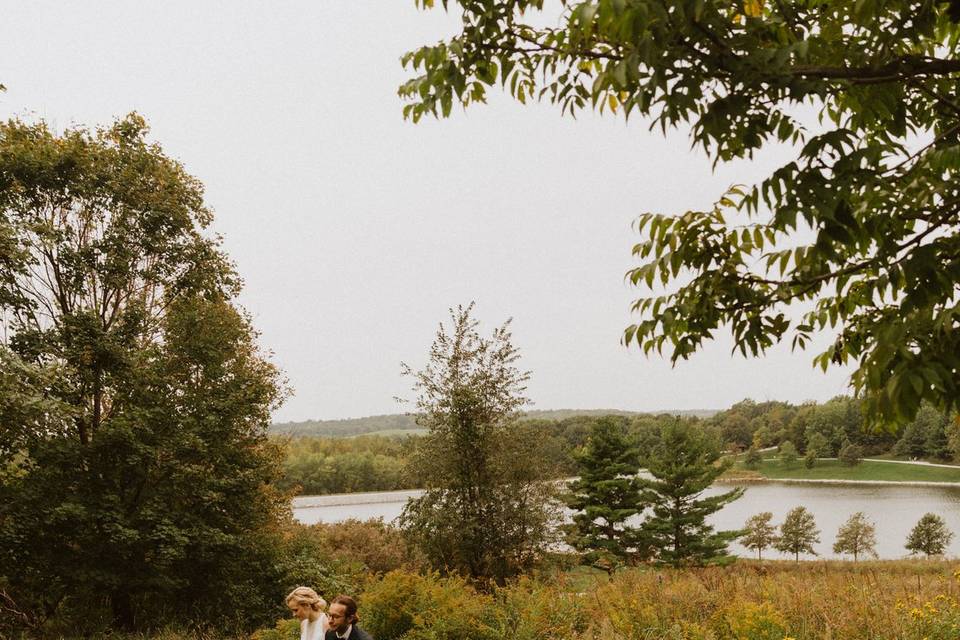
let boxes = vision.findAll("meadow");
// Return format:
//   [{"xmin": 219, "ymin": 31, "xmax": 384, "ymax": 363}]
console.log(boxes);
[{"xmin": 733, "ymin": 459, "xmax": 960, "ymax": 484}]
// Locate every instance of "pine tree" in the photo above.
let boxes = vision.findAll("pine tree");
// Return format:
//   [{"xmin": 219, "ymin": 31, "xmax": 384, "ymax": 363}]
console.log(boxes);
[
  {"xmin": 641, "ymin": 420, "xmax": 744, "ymax": 567},
  {"xmin": 741, "ymin": 512, "xmax": 778, "ymax": 561},
  {"xmin": 774, "ymin": 506, "xmax": 820, "ymax": 562},
  {"xmin": 565, "ymin": 417, "xmax": 648, "ymax": 572},
  {"xmin": 905, "ymin": 513, "xmax": 954, "ymax": 557},
  {"xmin": 833, "ymin": 512, "xmax": 878, "ymax": 561}
]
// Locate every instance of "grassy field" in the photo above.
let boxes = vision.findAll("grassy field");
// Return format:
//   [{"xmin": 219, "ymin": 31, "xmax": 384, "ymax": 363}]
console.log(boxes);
[{"xmin": 731, "ymin": 458, "xmax": 960, "ymax": 483}]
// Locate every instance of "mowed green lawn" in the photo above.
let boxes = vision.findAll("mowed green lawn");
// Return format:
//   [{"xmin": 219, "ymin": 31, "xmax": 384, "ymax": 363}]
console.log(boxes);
[{"xmin": 744, "ymin": 458, "xmax": 960, "ymax": 483}]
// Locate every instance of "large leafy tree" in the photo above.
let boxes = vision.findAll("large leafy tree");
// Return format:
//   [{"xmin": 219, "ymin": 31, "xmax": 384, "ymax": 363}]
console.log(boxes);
[
  {"xmin": 640, "ymin": 419, "xmax": 744, "ymax": 566},
  {"xmin": 0, "ymin": 115, "xmax": 288, "ymax": 633},
  {"xmin": 398, "ymin": 304, "xmax": 560, "ymax": 586},
  {"xmin": 401, "ymin": 0, "xmax": 960, "ymax": 427},
  {"xmin": 565, "ymin": 416, "xmax": 650, "ymax": 572}
]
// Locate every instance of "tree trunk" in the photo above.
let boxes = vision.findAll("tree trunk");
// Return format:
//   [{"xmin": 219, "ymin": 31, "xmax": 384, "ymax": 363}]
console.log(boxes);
[{"xmin": 110, "ymin": 590, "xmax": 135, "ymax": 631}]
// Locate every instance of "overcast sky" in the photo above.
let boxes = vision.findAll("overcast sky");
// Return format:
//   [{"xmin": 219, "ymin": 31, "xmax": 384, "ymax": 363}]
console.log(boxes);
[{"xmin": 1, "ymin": 1, "xmax": 853, "ymax": 422}]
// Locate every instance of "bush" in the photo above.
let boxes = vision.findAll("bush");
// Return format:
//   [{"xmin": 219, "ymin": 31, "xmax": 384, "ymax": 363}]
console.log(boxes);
[
  {"xmin": 307, "ymin": 518, "xmax": 425, "ymax": 575},
  {"xmin": 839, "ymin": 441, "xmax": 864, "ymax": 466},
  {"xmin": 497, "ymin": 577, "xmax": 587, "ymax": 640},
  {"xmin": 361, "ymin": 571, "xmax": 498, "ymax": 640},
  {"xmin": 724, "ymin": 601, "xmax": 789, "ymax": 640},
  {"xmin": 277, "ymin": 523, "xmax": 367, "ymax": 599},
  {"xmin": 251, "ymin": 618, "xmax": 300, "ymax": 640}
]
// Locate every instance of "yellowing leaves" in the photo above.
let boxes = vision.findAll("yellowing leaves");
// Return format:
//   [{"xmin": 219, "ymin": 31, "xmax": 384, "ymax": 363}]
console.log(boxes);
[{"xmin": 743, "ymin": 0, "xmax": 764, "ymax": 18}]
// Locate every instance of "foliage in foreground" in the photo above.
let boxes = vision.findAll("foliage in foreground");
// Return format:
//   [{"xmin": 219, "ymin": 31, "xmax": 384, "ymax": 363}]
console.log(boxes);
[
  {"xmin": 249, "ymin": 561, "xmax": 960, "ymax": 640},
  {"xmin": 401, "ymin": 0, "xmax": 960, "ymax": 428}
]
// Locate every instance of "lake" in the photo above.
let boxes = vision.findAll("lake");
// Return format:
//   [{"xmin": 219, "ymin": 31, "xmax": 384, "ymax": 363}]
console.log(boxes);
[{"xmin": 293, "ymin": 481, "xmax": 960, "ymax": 560}]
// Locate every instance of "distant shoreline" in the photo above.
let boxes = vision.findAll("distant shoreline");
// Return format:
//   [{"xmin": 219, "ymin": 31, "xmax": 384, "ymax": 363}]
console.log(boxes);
[{"xmin": 716, "ymin": 476, "xmax": 960, "ymax": 488}]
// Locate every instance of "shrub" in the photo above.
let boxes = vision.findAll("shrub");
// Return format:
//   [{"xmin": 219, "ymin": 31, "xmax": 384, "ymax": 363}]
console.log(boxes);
[
  {"xmin": 308, "ymin": 518, "xmax": 425, "ymax": 575},
  {"xmin": 724, "ymin": 601, "xmax": 789, "ymax": 640},
  {"xmin": 361, "ymin": 570, "xmax": 498, "ymax": 640},
  {"xmin": 251, "ymin": 618, "xmax": 300, "ymax": 640},
  {"xmin": 277, "ymin": 523, "xmax": 367, "ymax": 600},
  {"xmin": 497, "ymin": 577, "xmax": 587, "ymax": 640}
]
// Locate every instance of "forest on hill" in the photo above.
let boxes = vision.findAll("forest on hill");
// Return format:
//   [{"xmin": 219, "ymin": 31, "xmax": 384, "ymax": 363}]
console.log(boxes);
[
  {"xmin": 277, "ymin": 396, "xmax": 960, "ymax": 496},
  {"xmin": 270, "ymin": 407, "xmax": 717, "ymax": 437}
]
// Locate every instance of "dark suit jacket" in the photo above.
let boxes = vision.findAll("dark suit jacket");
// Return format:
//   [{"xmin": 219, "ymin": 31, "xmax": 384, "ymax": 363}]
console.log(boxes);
[{"xmin": 324, "ymin": 626, "xmax": 372, "ymax": 640}]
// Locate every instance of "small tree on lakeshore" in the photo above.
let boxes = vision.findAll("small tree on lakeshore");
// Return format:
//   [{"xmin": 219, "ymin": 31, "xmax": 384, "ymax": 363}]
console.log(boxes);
[
  {"xmin": 905, "ymin": 513, "xmax": 954, "ymax": 557},
  {"xmin": 565, "ymin": 417, "xmax": 649, "ymax": 573},
  {"xmin": 774, "ymin": 506, "xmax": 820, "ymax": 562},
  {"xmin": 641, "ymin": 420, "xmax": 744, "ymax": 567},
  {"xmin": 833, "ymin": 512, "xmax": 878, "ymax": 562},
  {"xmin": 779, "ymin": 441, "xmax": 798, "ymax": 467},
  {"xmin": 741, "ymin": 512, "xmax": 778, "ymax": 561}
]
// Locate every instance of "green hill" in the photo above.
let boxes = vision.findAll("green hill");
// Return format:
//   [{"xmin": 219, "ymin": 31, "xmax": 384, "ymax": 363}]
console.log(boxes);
[{"xmin": 269, "ymin": 407, "xmax": 717, "ymax": 437}]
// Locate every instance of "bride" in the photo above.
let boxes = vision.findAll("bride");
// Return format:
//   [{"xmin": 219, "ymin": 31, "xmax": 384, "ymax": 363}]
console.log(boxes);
[{"xmin": 286, "ymin": 586, "xmax": 329, "ymax": 640}]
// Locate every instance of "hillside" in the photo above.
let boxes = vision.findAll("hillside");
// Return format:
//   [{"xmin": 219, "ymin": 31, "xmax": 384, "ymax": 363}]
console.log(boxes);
[{"xmin": 269, "ymin": 407, "xmax": 718, "ymax": 437}]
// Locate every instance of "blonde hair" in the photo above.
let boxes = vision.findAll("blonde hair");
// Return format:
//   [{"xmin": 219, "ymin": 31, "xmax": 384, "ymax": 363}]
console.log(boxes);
[{"xmin": 286, "ymin": 586, "xmax": 327, "ymax": 611}]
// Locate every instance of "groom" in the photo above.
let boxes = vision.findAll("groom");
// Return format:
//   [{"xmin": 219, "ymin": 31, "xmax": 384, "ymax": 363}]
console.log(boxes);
[{"xmin": 325, "ymin": 595, "xmax": 373, "ymax": 640}]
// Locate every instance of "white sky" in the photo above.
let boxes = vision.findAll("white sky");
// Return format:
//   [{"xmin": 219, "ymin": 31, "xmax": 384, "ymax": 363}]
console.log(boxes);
[{"xmin": 1, "ymin": 1, "xmax": 853, "ymax": 422}]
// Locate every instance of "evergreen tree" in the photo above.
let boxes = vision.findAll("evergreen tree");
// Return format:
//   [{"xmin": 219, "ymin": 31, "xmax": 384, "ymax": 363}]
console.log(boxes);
[
  {"xmin": 640, "ymin": 420, "xmax": 744, "ymax": 567},
  {"xmin": 741, "ymin": 512, "xmax": 778, "ymax": 561},
  {"xmin": 905, "ymin": 513, "xmax": 954, "ymax": 557},
  {"xmin": 833, "ymin": 512, "xmax": 878, "ymax": 561},
  {"xmin": 774, "ymin": 506, "xmax": 820, "ymax": 562},
  {"xmin": 803, "ymin": 449, "xmax": 817, "ymax": 469},
  {"xmin": 924, "ymin": 413, "xmax": 952, "ymax": 461},
  {"xmin": 565, "ymin": 417, "xmax": 649, "ymax": 572},
  {"xmin": 895, "ymin": 404, "xmax": 941, "ymax": 459}
]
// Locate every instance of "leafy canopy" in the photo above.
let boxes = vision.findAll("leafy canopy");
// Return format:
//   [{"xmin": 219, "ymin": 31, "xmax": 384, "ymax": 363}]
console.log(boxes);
[
  {"xmin": 0, "ymin": 115, "xmax": 288, "ymax": 633},
  {"xmin": 401, "ymin": 0, "xmax": 960, "ymax": 427}
]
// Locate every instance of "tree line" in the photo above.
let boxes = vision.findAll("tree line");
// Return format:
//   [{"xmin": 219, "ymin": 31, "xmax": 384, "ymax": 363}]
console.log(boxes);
[
  {"xmin": 742, "ymin": 509, "xmax": 954, "ymax": 562},
  {"xmin": 712, "ymin": 397, "xmax": 959, "ymax": 465},
  {"xmin": 279, "ymin": 395, "xmax": 959, "ymax": 497}
]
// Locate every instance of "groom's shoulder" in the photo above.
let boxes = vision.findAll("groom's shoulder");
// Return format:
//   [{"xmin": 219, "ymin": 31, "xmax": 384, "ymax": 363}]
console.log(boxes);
[{"xmin": 353, "ymin": 627, "xmax": 374, "ymax": 640}]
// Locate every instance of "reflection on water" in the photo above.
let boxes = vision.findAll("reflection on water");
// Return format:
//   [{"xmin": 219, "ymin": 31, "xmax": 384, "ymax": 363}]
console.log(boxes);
[{"xmin": 293, "ymin": 482, "xmax": 960, "ymax": 560}]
